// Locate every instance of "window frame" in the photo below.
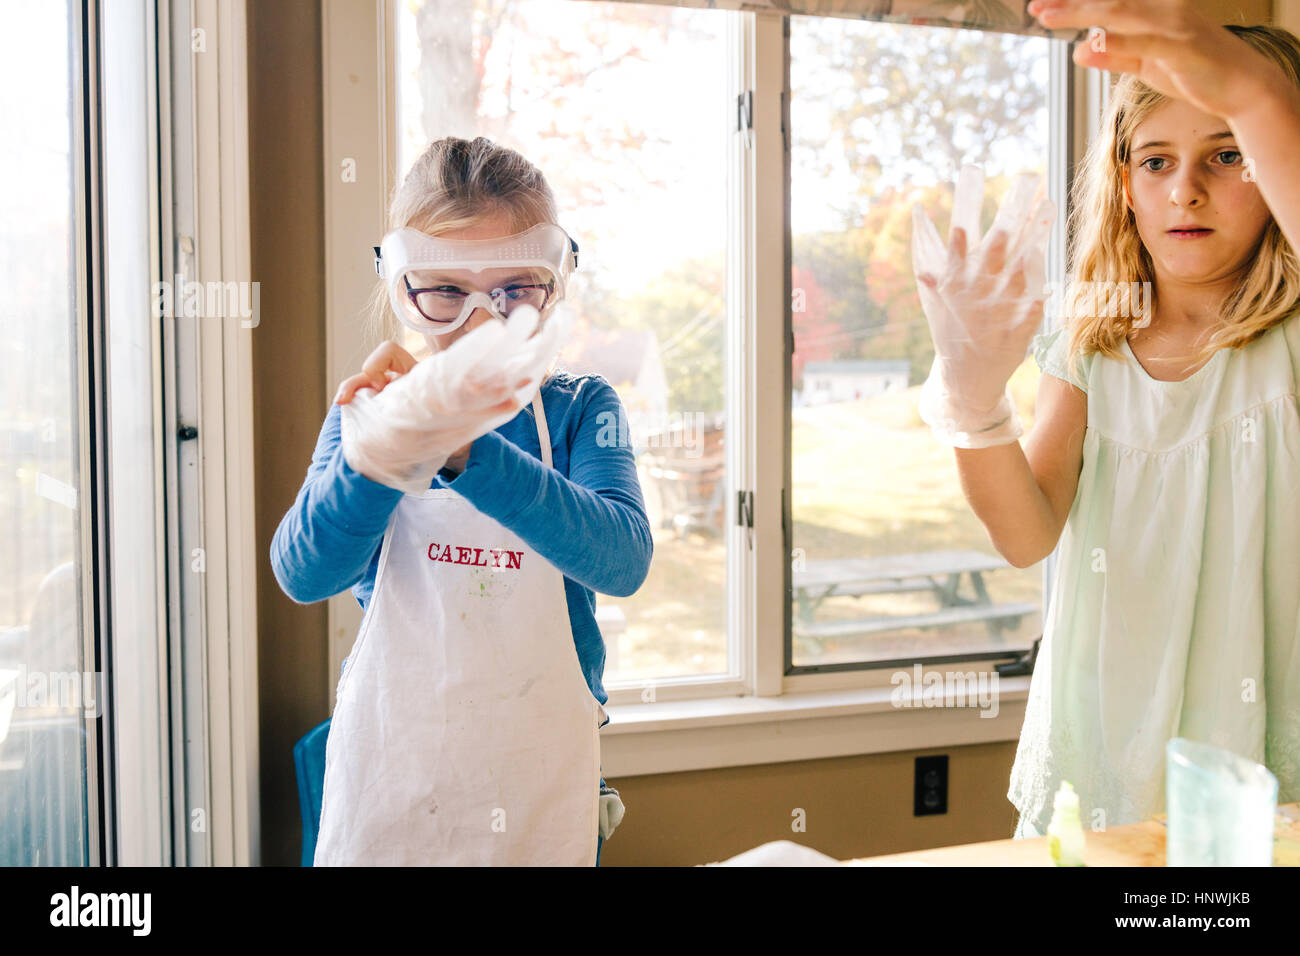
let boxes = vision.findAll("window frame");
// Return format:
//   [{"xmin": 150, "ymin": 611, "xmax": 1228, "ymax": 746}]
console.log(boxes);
[
  {"xmin": 100, "ymin": 0, "xmax": 261, "ymax": 866},
  {"xmin": 325, "ymin": 2, "xmax": 1102, "ymax": 775},
  {"xmin": 779, "ymin": 18, "xmax": 1076, "ymax": 687},
  {"xmin": 95, "ymin": 0, "xmax": 175, "ymax": 867},
  {"xmin": 329, "ymin": 0, "xmax": 757, "ymax": 707},
  {"xmin": 164, "ymin": 0, "xmax": 261, "ymax": 868},
  {"xmin": 78, "ymin": 0, "xmax": 110, "ymax": 869}
]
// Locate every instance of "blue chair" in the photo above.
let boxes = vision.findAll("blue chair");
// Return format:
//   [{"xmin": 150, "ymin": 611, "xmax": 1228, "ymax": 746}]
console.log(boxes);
[{"xmin": 292, "ymin": 718, "xmax": 331, "ymax": 866}]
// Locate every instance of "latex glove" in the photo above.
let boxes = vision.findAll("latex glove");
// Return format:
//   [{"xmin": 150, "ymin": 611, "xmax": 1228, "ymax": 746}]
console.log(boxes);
[
  {"xmin": 911, "ymin": 165, "xmax": 1055, "ymax": 448},
  {"xmin": 340, "ymin": 304, "xmax": 571, "ymax": 493},
  {"xmin": 598, "ymin": 787, "xmax": 625, "ymax": 840}
]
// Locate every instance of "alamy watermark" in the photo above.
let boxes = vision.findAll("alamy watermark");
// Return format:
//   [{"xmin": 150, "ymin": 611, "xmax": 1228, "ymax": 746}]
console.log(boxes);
[
  {"xmin": 890, "ymin": 663, "xmax": 999, "ymax": 718},
  {"xmin": 1043, "ymin": 276, "xmax": 1153, "ymax": 328},
  {"xmin": 3, "ymin": 666, "xmax": 102, "ymax": 718},
  {"xmin": 152, "ymin": 276, "xmax": 260, "ymax": 328},
  {"xmin": 595, "ymin": 407, "xmax": 715, "ymax": 459},
  {"xmin": 50, "ymin": 886, "xmax": 150, "ymax": 936}
]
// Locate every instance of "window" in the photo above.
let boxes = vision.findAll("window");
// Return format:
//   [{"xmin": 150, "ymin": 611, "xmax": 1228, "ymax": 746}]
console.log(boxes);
[
  {"xmin": 0, "ymin": 0, "xmax": 96, "ymax": 865},
  {"xmin": 341, "ymin": 3, "xmax": 1072, "ymax": 719},
  {"xmin": 395, "ymin": 0, "xmax": 739, "ymax": 689},
  {"xmin": 0, "ymin": 0, "xmax": 208, "ymax": 866},
  {"xmin": 787, "ymin": 17, "xmax": 1057, "ymax": 672}
]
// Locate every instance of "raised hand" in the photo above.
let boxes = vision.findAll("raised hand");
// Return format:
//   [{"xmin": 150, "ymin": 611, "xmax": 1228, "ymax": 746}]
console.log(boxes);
[
  {"xmin": 334, "ymin": 340, "xmax": 419, "ymax": 405},
  {"xmin": 912, "ymin": 165, "xmax": 1056, "ymax": 448},
  {"xmin": 1027, "ymin": 0, "xmax": 1285, "ymax": 120}
]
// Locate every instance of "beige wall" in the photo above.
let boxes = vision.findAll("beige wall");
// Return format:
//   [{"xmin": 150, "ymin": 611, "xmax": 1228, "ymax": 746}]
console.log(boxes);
[
  {"xmin": 244, "ymin": 0, "xmax": 1286, "ymax": 868},
  {"xmin": 1206, "ymin": 0, "xmax": 1272, "ymax": 23},
  {"xmin": 601, "ymin": 743, "xmax": 1021, "ymax": 866},
  {"xmin": 249, "ymin": 0, "xmax": 330, "ymax": 867},
  {"xmin": 1274, "ymin": 0, "xmax": 1300, "ymax": 32}
]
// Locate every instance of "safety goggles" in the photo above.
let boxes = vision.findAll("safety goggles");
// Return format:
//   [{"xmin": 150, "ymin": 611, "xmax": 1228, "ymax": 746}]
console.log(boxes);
[{"xmin": 374, "ymin": 222, "xmax": 579, "ymax": 336}]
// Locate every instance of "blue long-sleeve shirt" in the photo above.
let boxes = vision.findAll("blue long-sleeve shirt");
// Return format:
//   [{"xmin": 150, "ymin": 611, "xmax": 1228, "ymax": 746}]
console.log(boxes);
[{"xmin": 269, "ymin": 370, "xmax": 653, "ymax": 706}]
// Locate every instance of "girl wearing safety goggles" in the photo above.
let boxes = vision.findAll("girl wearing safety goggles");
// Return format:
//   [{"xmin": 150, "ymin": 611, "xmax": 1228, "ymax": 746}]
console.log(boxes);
[{"xmin": 270, "ymin": 135, "xmax": 648, "ymax": 865}]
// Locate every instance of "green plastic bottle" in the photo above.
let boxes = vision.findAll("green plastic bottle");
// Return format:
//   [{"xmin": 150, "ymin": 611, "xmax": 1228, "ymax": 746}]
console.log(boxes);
[{"xmin": 1047, "ymin": 780, "xmax": 1086, "ymax": 866}]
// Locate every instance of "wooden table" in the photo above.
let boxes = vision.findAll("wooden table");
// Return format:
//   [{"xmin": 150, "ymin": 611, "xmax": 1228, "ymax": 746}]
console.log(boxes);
[
  {"xmin": 792, "ymin": 550, "xmax": 1037, "ymax": 645},
  {"xmin": 845, "ymin": 803, "xmax": 1300, "ymax": 866}
]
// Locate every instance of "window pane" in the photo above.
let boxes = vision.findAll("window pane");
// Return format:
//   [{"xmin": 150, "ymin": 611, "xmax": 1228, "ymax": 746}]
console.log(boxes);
[
  {"xmin": 396, "ymin": 0, "xmax": 733, "ymax": 683},
  {"xmin": 789, "ymin": 18, "xmax": 1049, "ymax": 669},
  {"xmin": 0, "ymin": 0, "xmax": 92, "ymax": 864}
]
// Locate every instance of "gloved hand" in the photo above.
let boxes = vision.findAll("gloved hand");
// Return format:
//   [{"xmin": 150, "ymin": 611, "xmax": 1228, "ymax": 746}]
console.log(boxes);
[
  {"xmin": 911, "ymin": 165, "xmax": 1056, "ymax": 448},
  {"xmin": 598, "ymin": 786, "xmax": 625, "ymax": 840},
  {"xmin": 340, "ymin": 304, "xmax": 571, "ymax": 493}
]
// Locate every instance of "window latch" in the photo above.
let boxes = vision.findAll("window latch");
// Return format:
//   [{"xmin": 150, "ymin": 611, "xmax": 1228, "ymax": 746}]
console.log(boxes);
[
  {"xmin": 737, "ymin": 489, "xmax": 754, "ymax": 550},
  {"xmin": 736, "ymin": 90, "xmax": 753, "ymax": 148},
  {"xmin": 995, "ymin": 634, "xmax": 1041, "ymax": 677}
]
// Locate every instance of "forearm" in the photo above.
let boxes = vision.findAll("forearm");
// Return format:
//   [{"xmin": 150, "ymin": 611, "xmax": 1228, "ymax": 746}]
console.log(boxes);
[
  {"xmin": 270, "ymin": 441, "xmax": 404, "ymax": 604},
  {"xmin": 448, "ymin": 431, "xmax": 653, "ymax": 597},
  {"xmin": 953, "ymin": 441, "xmax": 1058, "ymax": 569},
  {"xmin": 1226, "ymin": 71, "xmax": 1300, "ymax": 252}
]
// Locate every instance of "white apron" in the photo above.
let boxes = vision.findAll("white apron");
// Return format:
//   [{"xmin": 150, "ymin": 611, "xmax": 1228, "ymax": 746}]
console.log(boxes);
[{"xmin": 314, "ymin": 391, "xmax": 603, "ymax": 865}]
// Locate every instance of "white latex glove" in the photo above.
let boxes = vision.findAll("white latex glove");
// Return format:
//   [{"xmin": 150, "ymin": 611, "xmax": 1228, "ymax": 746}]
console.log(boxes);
[
  {"xmin": 598, "ymin": 787, "xmax": 625, "ymax": 840},
  {"xmin": 340, "ymin": 304, "xmax": 571, "ymax": 493},
  {"xmin": 911, "ymin": 165, "xmax": 1055, "ymax": 448}
]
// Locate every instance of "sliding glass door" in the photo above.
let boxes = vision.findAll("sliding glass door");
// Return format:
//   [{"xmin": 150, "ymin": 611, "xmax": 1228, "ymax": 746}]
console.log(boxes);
[{"xmin": 0, "ymin": 0, "xmax": 99, "ymax": 866}]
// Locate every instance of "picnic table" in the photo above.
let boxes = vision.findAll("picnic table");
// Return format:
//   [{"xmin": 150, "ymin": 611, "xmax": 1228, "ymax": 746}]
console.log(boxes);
[{"xmin": 791, "ymin": 549, "xmax": 1036, "ymax": 645}]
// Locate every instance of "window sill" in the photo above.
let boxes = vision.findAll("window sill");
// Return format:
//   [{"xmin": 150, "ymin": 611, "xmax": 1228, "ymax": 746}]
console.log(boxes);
[{"xmin": 600, "ymin": 677, "xmax": 1031, "ymax": 777}]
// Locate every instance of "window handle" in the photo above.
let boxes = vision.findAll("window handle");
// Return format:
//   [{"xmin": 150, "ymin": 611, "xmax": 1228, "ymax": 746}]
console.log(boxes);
[{"xmin": 995, "ymin": 634, "xmax": 1041, "ymax": 677}]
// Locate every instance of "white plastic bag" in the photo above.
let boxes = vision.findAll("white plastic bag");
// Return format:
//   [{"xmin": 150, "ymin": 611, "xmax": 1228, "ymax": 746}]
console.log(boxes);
[{"xmin": 340, "ymin": 304, "xmax": 571, "ymax": 493}]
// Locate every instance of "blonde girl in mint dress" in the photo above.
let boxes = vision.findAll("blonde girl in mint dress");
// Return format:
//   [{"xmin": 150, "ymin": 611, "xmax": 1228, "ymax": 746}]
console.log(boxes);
[{"xmin": 915, "ymin": 6, "xmax": 1300, "ymax": 839}]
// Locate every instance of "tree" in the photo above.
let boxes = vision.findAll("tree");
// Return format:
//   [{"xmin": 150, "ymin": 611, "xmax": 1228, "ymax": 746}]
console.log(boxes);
[
  {"xmin": 791, "ymin": 265, "xmax": 842, "ymax": 388},
  {"xmin": 408, "ymin": 0, "xmax": 726, "ymax": 364},
  {"xmin": 616, "ymin": 254, "xmax": 724, "ymax": 413},
  {"xmin": 792, "ymin": 17, "xmax": 1048, "ymax": 227},
  {"xmin": 790, "ymin": 18, "xmax": 1048, "ymax": 382}
]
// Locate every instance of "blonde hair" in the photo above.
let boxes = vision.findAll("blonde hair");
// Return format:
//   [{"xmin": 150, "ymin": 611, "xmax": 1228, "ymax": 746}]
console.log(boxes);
[
  {"xmin": 363, "ymin": 136, "xmax": 563, "ymax": 357},
  {"xmin": 1062, "ymin": 24, "xmax": 1300, "ymax": 383}
]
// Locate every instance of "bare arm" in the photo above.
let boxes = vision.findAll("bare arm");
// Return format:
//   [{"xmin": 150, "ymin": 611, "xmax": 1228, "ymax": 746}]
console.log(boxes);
[
  {"xmin": 1224, "ymin": 80, "xmax": 1300, "ymax": 256},
  {"xmin": 952, "ymin": 371, "xmax": 1086, "ymax": 568}
]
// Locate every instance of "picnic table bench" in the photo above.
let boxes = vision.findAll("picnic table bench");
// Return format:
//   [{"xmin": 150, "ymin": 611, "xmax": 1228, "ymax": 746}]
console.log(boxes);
[{"xmin": 792, "ymin": 549, "xmax": 1036, "ymax": 644}]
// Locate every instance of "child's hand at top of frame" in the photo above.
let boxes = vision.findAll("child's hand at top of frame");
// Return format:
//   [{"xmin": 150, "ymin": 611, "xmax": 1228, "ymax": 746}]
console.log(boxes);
[
  {"xmin": 333, "ymin": 340, "xmax": 419, "ymax": 405},
  {"xmin": 1027, "ymin": 0, "xmax": 1291, "ymax": 119}
]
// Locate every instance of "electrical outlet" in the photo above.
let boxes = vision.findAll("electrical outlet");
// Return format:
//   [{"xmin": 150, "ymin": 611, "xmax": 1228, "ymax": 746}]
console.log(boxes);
[{"xmin": 914, "ymin": 754, "xmax": 948, "ymax": 816}]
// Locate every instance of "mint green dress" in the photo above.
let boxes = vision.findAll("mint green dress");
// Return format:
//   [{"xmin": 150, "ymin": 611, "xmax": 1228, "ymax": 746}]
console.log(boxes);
[{"xmin": 1007, "ymin": 316, "xmax": 1300, "ymax": 837}]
